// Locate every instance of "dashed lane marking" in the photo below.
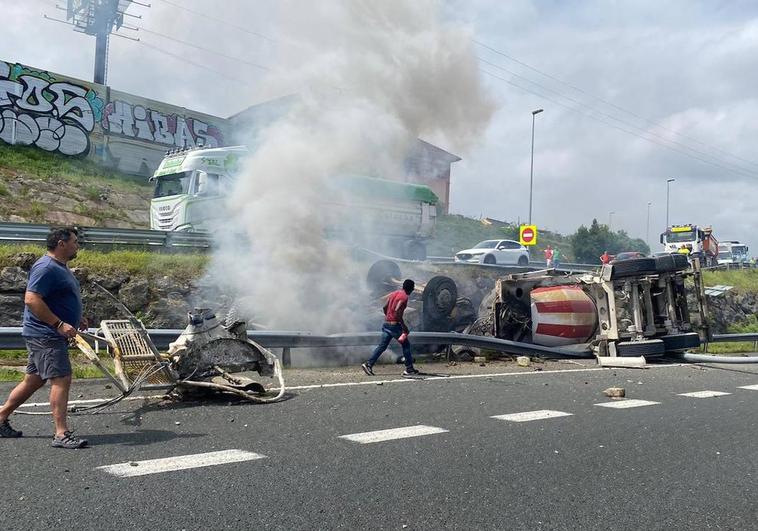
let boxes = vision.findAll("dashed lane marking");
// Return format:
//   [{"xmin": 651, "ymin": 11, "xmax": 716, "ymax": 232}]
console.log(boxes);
[
  {"xmin": 678, "ymin": 390, "xmax": 731, "ymax": 398},
  {"xmin": 339, "ymin": 425, "xmax": 448, "ymax": 444},
  {"xmin": 594, "ymin": 399, "xmax": 660, "ymax": 409},
  {"xmin": 97, "ymin": 449, "xmax": 267, "ymax": 478},
  {"xmin": 491, "ymin": 410, "xmax": 573, "ymax": 422},
  {"xmin": 737, "ymin": 384, "xmax": 758, "ymax": 391}
]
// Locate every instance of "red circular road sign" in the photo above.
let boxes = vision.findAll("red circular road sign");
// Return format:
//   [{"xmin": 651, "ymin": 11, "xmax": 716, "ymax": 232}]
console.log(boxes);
[{"xmin": 522, "ymin": 227, "xmax": 535, "ymax": 242}]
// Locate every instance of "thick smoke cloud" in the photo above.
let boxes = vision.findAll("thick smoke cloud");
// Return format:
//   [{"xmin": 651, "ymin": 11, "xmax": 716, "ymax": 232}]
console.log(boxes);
[{"xmin": 204, "ymin": 0, "xmax": 494, "ymax": 331}]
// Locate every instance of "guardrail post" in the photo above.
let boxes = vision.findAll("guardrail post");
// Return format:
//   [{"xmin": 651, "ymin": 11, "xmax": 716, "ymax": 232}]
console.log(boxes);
[{"xmin": 282, "ymin": 347, "xmax": 291, "ymax": 368}]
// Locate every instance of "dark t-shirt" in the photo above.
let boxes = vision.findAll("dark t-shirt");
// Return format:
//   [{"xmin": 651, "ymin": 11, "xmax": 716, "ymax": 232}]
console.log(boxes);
[
  {"xmin": 384, "ymin": 289, "xmax": 409, "ymax": 322},
  {"xmin": 22, "ymin": 255, "xmax": 82, "ymax": 338}
]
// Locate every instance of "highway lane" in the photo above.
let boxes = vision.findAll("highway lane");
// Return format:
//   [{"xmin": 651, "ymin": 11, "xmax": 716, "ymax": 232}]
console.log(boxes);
[{"xmin": 2, "ymin": 363, "xmax": 758, "ymax": 530}]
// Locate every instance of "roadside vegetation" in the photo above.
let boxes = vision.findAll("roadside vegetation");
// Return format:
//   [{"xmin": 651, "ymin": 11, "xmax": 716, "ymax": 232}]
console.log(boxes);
[
  {"xmin": 0, "ymin": 244, "xmax": 208, "ymax": 284},
  {"xmin": 702, "ymin": 269, "xmax": 758, "ymax": 292},
  {"xmin": 0, "ymin": 142, "xmax": 149, "ymax": 191}
]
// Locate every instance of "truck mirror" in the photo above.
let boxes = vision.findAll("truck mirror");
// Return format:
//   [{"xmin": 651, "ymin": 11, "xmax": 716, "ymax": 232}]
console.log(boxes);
[{"xmin": 659, "ymin": 234, "xmax": 664, "ymax": 244}]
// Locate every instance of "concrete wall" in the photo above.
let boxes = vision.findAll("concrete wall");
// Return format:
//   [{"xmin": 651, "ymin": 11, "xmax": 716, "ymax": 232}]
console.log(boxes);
[
  {"xmin": 0, "ymin": 59, "xmax": 458, "ymax": 208},
  {"xmin": 0, "ymin": 60, "xmax": 229, "ymax": 177}
]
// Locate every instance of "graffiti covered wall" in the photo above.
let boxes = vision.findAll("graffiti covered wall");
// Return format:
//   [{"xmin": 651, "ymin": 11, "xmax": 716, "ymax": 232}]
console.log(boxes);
[{"xmin": 0, "ymin": 60, "xmax": 229, "ymax": 176}]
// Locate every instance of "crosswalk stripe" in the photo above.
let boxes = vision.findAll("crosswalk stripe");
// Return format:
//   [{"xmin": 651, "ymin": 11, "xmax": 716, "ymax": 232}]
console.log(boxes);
[
  {"xmin": 737, "ymin": 384, "xmax": 758, "ymax": 391},
  {"xmin": 339, "ymin": 425, "xmax": 448, "ymax": 444},
  {"xmin": 491, "ymin": 410, "xmax": 573, "ymax": 422},
  {"xmin": 594, "ymin": 399, "xmax": 660, "ymax": 409},
  {"xmin": 97, "ymin": 450, "xmax": 267, "ymax": 478},
  {"xmin": 678, "ymin": 390, "xmax": 731, "ymax": 398}
]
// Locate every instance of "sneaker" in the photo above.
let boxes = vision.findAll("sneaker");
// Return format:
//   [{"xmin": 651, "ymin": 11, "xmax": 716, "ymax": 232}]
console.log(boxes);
[
  {"xmin": 0, "ymin": 419, "xmax": 22, "ymax": 438},
  {"xmin": 402, "ymin": 368, "xmax": 421, "ymax": 377},
  {"xmin": 51, "ymin": 431, "xmax": 88, "ymax": 449},
  {"xmin": 361, "ymin": 363, "xmax": 375, "ymax": 376}
]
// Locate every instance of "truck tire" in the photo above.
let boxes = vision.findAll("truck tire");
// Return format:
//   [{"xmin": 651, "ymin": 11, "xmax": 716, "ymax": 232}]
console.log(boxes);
[
  {"xmin": 610, "ymin": 258, "xmax": 657, "ymax": 279},
  {"xmin": 655, "ymin": 254, "xmax": 690, "ymax": 273},
  {"xmin": 483, "ymin": 254, "xmax": 496, "ymax": 265},
  {"xmin": 517, "ymin": 255, "xmax": 529, "ymax": 266},
  {"xmin": 366, "ymin": 260, "xmax": 401, "ymax": 295},
  {"xmin": 661, "ymin": 333, "xmax": 700, "ymax": 351},
  {"xmin": 616, "ymin": 339, "xmax": 665, "ymax": 357},
  {"xmin": 422, "ymin": 276, "xmax": 458, "ymax": 321},
  {"xmin": 404, "ymin": 240, "xmax": 427, "ymax": 261}
]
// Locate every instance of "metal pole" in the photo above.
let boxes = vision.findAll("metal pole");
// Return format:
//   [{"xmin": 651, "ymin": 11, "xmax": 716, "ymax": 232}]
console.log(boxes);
[
  {"xmin": 646, "ymin": 201, "xmax": 652, "ymax": 250},
  {"xmin": 666, "ymin": 178, "xmax": 675, "ymax": 228},
  {"xmin": 94, "ymin": 31, "xmax": 109, "ymax": 84},
  {"xmin": 609, "ymin": 211, "xmax": 615, "ymax": 231},
  {"xmin": 528, "ymin": 108, "xmax": 543, "ymax": 225}
]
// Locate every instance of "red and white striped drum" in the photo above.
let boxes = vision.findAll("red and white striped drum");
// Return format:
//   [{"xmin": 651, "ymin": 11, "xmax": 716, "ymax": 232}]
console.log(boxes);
[{"xmin": 530, "ymin": 286, "xmax": 598, "ymax": 347}]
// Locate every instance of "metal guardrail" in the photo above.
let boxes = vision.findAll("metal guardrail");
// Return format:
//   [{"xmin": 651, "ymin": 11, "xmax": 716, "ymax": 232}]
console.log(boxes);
[
  {"xmin": 0, "ymin": 327, "xmax": 591, "ymax": 358},
  {"xmin": 0, "ymin": 222, "xmax": 212, "ymax": 251},
  {"xmin": 0, "ymin": 327, "xmax": 753, "ymax": 355}
]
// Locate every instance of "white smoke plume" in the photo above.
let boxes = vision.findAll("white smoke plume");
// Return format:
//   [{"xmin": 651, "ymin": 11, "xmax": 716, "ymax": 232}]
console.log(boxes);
[{"xmin": 205, "ymin": 0, "xmax": 494, "ymax": 332}]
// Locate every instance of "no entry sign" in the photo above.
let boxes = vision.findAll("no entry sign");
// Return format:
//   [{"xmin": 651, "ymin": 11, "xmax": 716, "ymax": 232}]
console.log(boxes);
[{"xmin": 519, "ymin": 225, "xmax": 538, "ymax": 246}]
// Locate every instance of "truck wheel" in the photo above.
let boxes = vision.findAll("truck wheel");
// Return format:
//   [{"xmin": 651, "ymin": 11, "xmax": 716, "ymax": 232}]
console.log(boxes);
[
  {"xmin": 615, "ymin": 339, "xmax": 665, "ymax": 357},
  {"xmin": 422, "ymin": 276, "xmax": 458, "ymax": 321},
  {"xmin": 404, "ymin": 240, "xmax": 427, "ymax": 261},
  {"xmin": 517, "ymin": 255, "xmax": 529, "ymax": 266},
  {"xmin": 366, "ymin": 260, "xmax": 401, "ymax": 295},
  {"xmin": 661, "ymin": 333, "xmax": 700, "ymax": 351},
  {"xmin": 610, "ymin": 258, "xmax": 657, "ymax": 279},
  {"xmin": 655, "ymin": 254, "xmax": 690, "ymax": 273},
  {"xmin": 483, "ymin": 254, "xmax": 496, "ymax": 265}
]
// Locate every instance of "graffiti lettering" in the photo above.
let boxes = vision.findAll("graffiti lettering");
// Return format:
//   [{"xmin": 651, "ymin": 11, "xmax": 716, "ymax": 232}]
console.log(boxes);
[
  {"xmin": 0, "ymin": 62, "xmax": 103, "ymax": 156},
  {"xmin": 102, "ymin": 100, "xmax": 224, "ymax": 148}
]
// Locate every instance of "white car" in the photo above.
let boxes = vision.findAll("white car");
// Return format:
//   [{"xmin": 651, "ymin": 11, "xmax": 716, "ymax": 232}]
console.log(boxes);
[{"xmin": 455, "ymin": 239, "xmax": 530, "ymax": 266}]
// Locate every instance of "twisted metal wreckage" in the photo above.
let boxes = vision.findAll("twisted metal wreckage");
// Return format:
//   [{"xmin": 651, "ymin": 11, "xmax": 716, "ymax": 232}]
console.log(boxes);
[{"xmin": 45, "ymin": 254, "xmax": 756, "ymax": 414}]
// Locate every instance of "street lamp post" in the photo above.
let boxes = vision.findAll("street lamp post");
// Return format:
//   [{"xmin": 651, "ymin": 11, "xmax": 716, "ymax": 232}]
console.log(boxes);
[
  {"xmin": 528, "ymin": 108, "xmax": 544, "ymax": 225},
  {"xmin": 609, "ymin": 211, "xmax": 615, "ymax": 231},
  {"xmin": 646, "ymin": 201, "xmax": 652, "ymax": 250},
  {"xmin": 666, "ymin": 178, "xmax": 676, "ymax": 228}
]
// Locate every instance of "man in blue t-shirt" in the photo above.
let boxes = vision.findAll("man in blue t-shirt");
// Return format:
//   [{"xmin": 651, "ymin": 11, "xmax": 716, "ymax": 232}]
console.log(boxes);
[{"xmin": 0, "ymin": 227, "xmax": 89, "ymax": 449}]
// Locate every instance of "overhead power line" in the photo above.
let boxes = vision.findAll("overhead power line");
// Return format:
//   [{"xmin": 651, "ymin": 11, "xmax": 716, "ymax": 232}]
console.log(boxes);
[
  {"xmin": 136, "ymin": 40, "xmax": 252, "ymax": 85},
  {"xmin": 138, "ymin": 27, "xmax": 273, "ymax": 72},
  {"xmin": 478, "ymin": 67, "xmax": 757, "ymax": 179},
  {"xmin": 477, "ymin": 57, "xmax": 757, "ymax": 179},
  {"xmin": 474, "ymin": 38, "xmax": 758, "ymax": 171},
  {"xmin": 152, "ymin": 0, "xmax": 277, "ymax": 44}
]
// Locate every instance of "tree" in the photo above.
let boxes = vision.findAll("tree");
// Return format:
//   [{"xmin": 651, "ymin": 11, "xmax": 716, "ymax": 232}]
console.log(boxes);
[{"xmin": 571, "ymin": 219, "xmax": 650, "ymax": 263}]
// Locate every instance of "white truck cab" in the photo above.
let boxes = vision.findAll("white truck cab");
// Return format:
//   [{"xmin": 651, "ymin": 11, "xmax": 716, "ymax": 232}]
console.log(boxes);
[{"xmin": 149, "ymin": 145, "xmax": 439, "ymax": 259}]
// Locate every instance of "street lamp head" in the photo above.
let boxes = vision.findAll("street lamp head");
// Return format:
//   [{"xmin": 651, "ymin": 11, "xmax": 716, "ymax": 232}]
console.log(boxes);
[
  {"xmin": 667, "ymin": 178, "xmax": 676, "ymax": 183},
  {"xmin": 532, "ymin": 109, "xmax": 544, "ymax": 115}
]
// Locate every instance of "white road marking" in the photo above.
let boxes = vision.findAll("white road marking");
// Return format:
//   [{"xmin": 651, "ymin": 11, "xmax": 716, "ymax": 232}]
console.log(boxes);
[
  {"xmin": 491, "ymin": 410, "xmax": 573, "ymax": 422},
  {"xmin": 16, "ymin": 364, "xmax": 687, "ymax": 408},
  {"xmin": 339, "ymin": 425, "xmax": 448, "ymax": 444},
  {"xmin": 737, "ymin": 384, "xmax": 758, "ymax": 391},
  {"xmin": 594, "ymin": 399, "xmax": 660, "ymax": 409},
  {"xmin": 97, "ymin": 449, "xmax": 266, "ymax": 478},
  {"xmin": 678, "ymin": 390, "xmax": 731, "ymax": 398}
]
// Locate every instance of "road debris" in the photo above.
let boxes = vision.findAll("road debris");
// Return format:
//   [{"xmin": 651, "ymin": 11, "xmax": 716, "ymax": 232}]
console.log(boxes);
[{"xmin": 603, "ymin": 387, "xmax": 626, "ymax": 398}]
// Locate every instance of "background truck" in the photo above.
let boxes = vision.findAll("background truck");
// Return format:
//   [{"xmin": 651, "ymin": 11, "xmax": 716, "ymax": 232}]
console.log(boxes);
[
  {"xmin": 718, "ymin": 240, "xmax": 750, "ymax": 266},
  {"xmin": 150, "ymin": 146, "xmax": 438, "ymax": 260},
  {"xmin": 660, "ymin": 224, "xmax": 719, "ymax": 266}
]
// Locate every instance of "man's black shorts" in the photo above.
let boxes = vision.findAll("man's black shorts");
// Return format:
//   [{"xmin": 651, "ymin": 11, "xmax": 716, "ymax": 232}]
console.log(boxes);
[{"xmin": 24, "ymin": 337, "xmax": 71, "ymax": 380}]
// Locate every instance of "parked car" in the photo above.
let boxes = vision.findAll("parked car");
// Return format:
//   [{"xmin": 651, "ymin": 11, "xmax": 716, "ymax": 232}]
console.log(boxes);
[
  {"xmin": 455, "ymin": 239, "xmax": 530, "ymax": 265},
  {"xmin": 610, "ymin": 251, "xmax": 647, "ymax": 263}
]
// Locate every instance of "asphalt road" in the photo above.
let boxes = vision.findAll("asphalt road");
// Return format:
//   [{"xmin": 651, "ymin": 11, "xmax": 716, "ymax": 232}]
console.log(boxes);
[{"xmin": 2, "ymin": 362, "xmax": 758, "ymax": 530}]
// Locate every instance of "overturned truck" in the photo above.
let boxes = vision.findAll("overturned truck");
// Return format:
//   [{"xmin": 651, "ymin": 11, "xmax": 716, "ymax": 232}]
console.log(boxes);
[{"xmin": 489, "ymin": 254, "xmax": 706, "ymax": 358}]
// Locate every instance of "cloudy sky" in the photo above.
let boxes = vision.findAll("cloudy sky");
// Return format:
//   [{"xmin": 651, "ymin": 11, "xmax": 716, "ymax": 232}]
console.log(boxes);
[{"xmin": 3, "ymin": 0, "xmax": 758, "ymax": 253}]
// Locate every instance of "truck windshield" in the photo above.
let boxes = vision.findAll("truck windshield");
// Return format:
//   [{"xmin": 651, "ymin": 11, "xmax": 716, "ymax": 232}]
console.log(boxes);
[
  {"xmin": 666, "ymin": 230, "xmax": 695, "ymax": 243},
  {"xmin": 154, "ymin": 172, "xmax": 192, "ymax": 198},
  {"xmin": 718, "ymin": 252, "xmax": 732, "ymax": 259},
  {"xmin": 473, "ymin": 240, "xmax": 498, "ymax": 249}
]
